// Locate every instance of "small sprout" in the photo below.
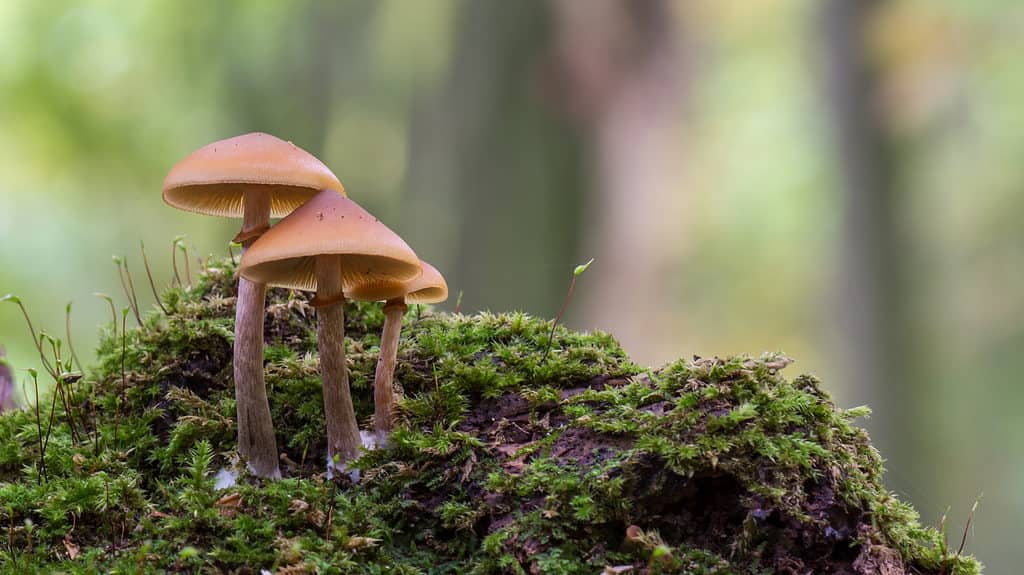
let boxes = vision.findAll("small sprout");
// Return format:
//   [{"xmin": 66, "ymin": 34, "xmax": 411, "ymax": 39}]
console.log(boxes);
[
  {"xmin": 93, "ymin": 293, "xmax": 118, "ymax": 337},
  {"xmin": 574, "ymin": 257, "xmax": 595, "ymax": 277},
  {"xmin": 65, "ymin": 301, "xmax": 83, "ymax": 372},
  {"xmin": 227, "ymin": 241, "xmax": 240, "ymax": 265},
  {"xmin": 541, "ymin": 258, "xmax": 595, "ymax": 362},
  {"xmin": 0, "ymin": 294, "xmax": 21, "ymax": 304}
]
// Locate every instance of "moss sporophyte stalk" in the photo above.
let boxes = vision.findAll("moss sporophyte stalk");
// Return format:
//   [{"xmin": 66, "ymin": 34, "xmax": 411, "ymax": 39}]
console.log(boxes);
[{"xmin": 0, "ymin": 256, "xmax": 982, "ymax": 574}]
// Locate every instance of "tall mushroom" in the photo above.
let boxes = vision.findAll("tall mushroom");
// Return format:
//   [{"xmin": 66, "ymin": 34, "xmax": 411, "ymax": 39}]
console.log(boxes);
[
  {"xmin": 239, "ymin": 189, "xmax": 420, "ymax": 471},
  {"xmin": 163, "ymin": 132, "xmax": 344, "ymax": 479},
  {"xmin": 348, "ymin": 262, "xmax": 448, "ymax": 436}
]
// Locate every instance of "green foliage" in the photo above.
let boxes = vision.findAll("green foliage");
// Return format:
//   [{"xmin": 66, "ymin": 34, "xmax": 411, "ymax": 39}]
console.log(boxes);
[{"xmin": 0, "ymin": 258, "xmax": 982, "ymax": 574}]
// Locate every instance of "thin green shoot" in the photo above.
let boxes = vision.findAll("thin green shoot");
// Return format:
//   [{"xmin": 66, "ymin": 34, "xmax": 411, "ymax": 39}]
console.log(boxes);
[
  {"xmin": 65, "ymin": 301, "xmax": 83, "ymax": 372},
  {"xmin": 140, "ymin": 241, "xmax": 169, "ymax": 315},
  {"xmin": 541, "ymin": 258, "xmax": 594, "ymax": 363}
]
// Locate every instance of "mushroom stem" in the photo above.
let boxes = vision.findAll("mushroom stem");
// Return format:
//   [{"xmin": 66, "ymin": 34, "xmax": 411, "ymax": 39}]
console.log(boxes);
[
  {"xmin": 373, "ymin": 298, "xmax": 407, "ymax": 435},
  {"xmin": 315, "ymin": 255, "xmax": 361, "ymax": 471},
  {"xmin": 234, "ymin": 190, "xmax": 281, "ymax": 479}
]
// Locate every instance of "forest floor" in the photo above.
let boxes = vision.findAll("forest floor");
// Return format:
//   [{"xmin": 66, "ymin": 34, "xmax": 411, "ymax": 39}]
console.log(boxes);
[{"xmin": 0, "ymin": 258, "xmax": 981, "ymax": 574}]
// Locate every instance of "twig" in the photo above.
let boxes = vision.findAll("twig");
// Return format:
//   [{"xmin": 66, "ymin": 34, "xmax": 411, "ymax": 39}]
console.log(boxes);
[
  {"xmin": 140, "ymin": 241, "xmax": 169, "ymax": 315},
  {"xmin": 541, "ymin": 258, "xmax": 594, "ymax": 363}
]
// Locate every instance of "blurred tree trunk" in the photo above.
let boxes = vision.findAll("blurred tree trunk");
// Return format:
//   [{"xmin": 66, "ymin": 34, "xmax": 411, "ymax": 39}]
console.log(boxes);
[
  {"xmin": 822, "ymin": 0, "xmax": 919, "ymax": 481},
  {"xmin": 401, "ymin": 0, "xmax": 584, "ymax": 315},
  {"xmin": 549, "ymin": 0, "xmax": 690, "ymax": 366}
]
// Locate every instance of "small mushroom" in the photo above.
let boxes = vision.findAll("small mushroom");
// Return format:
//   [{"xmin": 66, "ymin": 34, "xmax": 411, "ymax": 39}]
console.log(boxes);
[
  {"xmin": 239, "ymin": 190, "xmax": 420, "ymax": 471},
  {"xmin": 163, "ymin": 132, "xmax": 344, "ymax": 479},
  {"xmin": 348, "ymin": 262, "xmax": 448, "ymax": 436}
]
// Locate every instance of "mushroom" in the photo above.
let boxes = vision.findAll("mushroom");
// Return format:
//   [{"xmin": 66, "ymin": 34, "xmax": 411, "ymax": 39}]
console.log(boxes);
[
  {"xmin": 239, "ymin": 189, "xmax": 420, "ymax": 471},
  {"xmin": 348, "ymin": 262, "xmax": 448, "ymax": 436},
  {"xmin": 163, "ymin": 132, "xmax": 344, "ymax": 479}
]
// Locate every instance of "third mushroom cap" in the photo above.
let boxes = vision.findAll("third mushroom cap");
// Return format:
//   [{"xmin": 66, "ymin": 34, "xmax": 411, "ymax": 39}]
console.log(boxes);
[{"xmin": 348, "ymin": 261, "xmax": 448, "ymax": 437}]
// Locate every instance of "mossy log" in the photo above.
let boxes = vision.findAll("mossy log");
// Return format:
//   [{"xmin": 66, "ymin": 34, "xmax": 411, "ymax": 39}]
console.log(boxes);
[{"xmin": 0, "ymin": 259, "xmax": 981, "ymax": 574}]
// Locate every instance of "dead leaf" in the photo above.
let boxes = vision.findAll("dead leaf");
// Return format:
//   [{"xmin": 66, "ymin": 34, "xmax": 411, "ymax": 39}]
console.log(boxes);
[
  {"xmin": 288, "ymin": 499, "xmax": 310, "ymax": 515},
  {"xmin": 216, "ymin": 492, "xmax": 242, "ymax": 507},
  {"xmin": 216, "ymin": 492, "xmax": 243, "ymax": 517},
  {"xmin": 63, "ymin": 534, "xmax": 80, "ymax": 560},
  {"xmin": 345, "ymin": 536, "xmax": 381, "ymax": 549}
]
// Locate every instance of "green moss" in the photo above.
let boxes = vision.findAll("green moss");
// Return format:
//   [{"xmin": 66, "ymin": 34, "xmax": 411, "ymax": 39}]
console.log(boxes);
[{"xmin": 0, "ymin": 258, "xmax": 982, "ymax": 574}]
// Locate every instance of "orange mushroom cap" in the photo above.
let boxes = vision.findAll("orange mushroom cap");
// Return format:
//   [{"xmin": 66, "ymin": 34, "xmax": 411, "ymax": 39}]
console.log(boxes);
[
  {"xmin": 347, "ymin": 260, "xmax": 448, "ymax": 304},
  {"xmin": 239, "ymin": 190, "xmax": 420, "ymax": 293},
  {"xmin": 163, "ymin": 132, "xmax": 345, "ymax": 218}
]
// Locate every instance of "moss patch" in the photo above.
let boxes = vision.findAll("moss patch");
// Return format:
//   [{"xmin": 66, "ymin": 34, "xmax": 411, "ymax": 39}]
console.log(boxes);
[{"xmin": 0, "ymin": 258, "xmax": 981, "ymax": 574}]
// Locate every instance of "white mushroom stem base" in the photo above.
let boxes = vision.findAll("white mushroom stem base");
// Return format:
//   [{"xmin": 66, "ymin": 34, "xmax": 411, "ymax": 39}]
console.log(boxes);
[
  {"xmin": 373, "ymin": 298, "xmax": 407, "ymax": 435},
  {"xmin": 234, "ymin": 190, "xmax": 280, "ymax": 479},
  {"xmin": 316, "ymin": 255, "xmax": 362, "ymax": 471}
]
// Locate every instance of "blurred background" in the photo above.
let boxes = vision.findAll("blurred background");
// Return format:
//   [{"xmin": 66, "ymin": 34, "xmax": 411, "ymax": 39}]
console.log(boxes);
[{"xmin": 0, "ymin": 0, "xmax": 1020, "ymax": 569}]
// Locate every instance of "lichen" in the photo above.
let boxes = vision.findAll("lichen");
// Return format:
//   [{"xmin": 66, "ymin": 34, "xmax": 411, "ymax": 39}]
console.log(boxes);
[{"xmin": 0, "ymin": 258, "xmax": 982, "ymax": 574}]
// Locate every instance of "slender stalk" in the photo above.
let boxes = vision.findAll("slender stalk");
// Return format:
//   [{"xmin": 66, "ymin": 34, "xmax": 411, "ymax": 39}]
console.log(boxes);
[
  {"xmin": 113, "ymin": 257, "xmax": 141, "ymax": 326},
  {"xmin": 454, "ymin": 290, "xmax": 463, "ymax": 314},
  {"xmin": 28, "ymin": 369, "xmax": 45, "ymax": 482},
  {"xmin": 325, "ymin": 479, "xmax": 338, "ymax": 542},
  {"xmin": 316, "ymin": 255, "xmax": 361, "ymax": 472},
  {"xmin": 171, "ymin": 238, "xmax": 183, "ymax": 288},
  {"xmin": 42, "ymin": 335, "xmax": 79, "ymax": 442},
  {"xmin": 64, "ymin": 302, "xmax": 83, "ymax": 372},
  {"xmin": 122, "ymin": 257, "xmax": 142, "ymax": 326},
  {"xmin": 94, "ymin": 293, "xmax": 118, "ymax": 340},
  {"xmin": 1, "ymin": 296, "xmax": 58, "ymax": 380},
  {"xmin": 40, "ymin": 370, "xmax": 61, "ymax": 469},
  {"xmin": 541, "ymin": 259, "xmax": 594, "ymax": 363},
  {"xmin": 90, "ymin": 376, "xmax": 101, "ymax": 456},
  {"xmin": 140, "ymin": 241, "xmax": 169, "ymax": 315},
  {"xmin": 233, "ymin": 189, "xmax": 280, "ymax": 479},
  {"xmin": 180, "ymin": 243, "xmax": 192, "ymax": 287},
  {"xmin": 227, "ymin": 242, "xmax": 237, "ymax": 265},
  {"xmin": 113, "ymin": 309, "xmax": 127, "ymax": 449},
  {"xmin": 957, "ymin": 498, "xmax": 980, "ymax": 556},
  {"xmin": 7, "ymin": 511, "xmax": 16, "ymax": 568},
  {"xmin": 373, "ymin": 299, "xmax": 406, "ymax": 435}
]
